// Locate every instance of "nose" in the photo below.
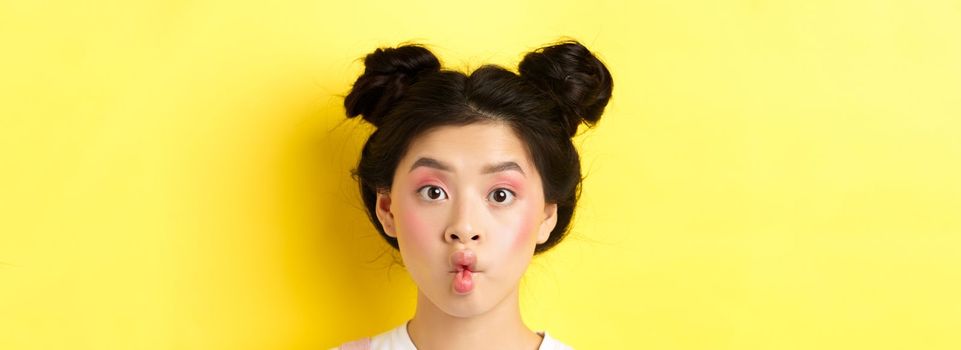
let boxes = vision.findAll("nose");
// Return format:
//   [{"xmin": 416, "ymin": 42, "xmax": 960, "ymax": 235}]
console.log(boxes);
[
  {"xmin": 444, "ymin": 196, "xmax": 482, "ymax": 244},
  {"xmin": 447, "ymin": 231, "xmax": 480, "ymax": 243}
]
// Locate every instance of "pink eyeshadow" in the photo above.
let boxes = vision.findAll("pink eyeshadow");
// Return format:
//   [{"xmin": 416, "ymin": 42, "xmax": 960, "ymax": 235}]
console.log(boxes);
[
  {"xmin": 409, "ymin": 175, "xmax": 445, "ymax": 190},
  {"xmin": 408, "ymin": 169, "xmax": 447, "ymax": 187},
  {"xmin": 492, "ymin": 176, "xmax": 526, "ymax": 195}
]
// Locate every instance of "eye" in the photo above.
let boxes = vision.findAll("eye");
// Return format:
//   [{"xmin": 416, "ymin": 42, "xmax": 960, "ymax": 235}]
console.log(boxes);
[
  {"xmin": 488, "ymin": 188, "xmax": 516, "ymax": 205},
  {"xmin": 417, "ymin": 185, "xmax": 448, "ymax": 201}
]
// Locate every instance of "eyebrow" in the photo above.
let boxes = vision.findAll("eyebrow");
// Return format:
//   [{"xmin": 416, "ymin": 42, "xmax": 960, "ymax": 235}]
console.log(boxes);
[{"xmin": 408, "ymin": 157, "xmax": 526, "ymax": 177}]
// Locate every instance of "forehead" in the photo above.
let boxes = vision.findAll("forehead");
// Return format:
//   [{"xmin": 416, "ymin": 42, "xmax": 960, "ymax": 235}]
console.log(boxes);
[{"xmin": 400, "ymin": 122, "xmax": 533, "ymax": 171}]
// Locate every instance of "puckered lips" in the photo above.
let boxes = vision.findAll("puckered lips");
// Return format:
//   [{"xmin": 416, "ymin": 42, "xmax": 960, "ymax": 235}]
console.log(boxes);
[{"xmin": 449, "ymin": 249, "xmax": 481, "ymax": 294}]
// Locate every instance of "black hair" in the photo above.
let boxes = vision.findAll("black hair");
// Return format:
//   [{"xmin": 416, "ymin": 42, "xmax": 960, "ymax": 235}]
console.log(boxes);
[{"xmin": 344, "ymin": 39, "xmax": 613, "ymax": 254}]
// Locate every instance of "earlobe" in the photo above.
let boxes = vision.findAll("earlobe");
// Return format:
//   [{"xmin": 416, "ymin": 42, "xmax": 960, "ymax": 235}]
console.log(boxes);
[
  {"xmin": 537, "ymin": 203, "xmax": 558, "ymax": 244},
  {"xmin": 375, "ymin": 191, "xmax": 397, "ymax": 237}
]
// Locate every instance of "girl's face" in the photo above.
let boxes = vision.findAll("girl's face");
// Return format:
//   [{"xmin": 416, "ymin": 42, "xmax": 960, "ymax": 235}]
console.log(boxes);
[{"xmin": 374, "ymin": 122, "xmax": 558, "ymax": 317}]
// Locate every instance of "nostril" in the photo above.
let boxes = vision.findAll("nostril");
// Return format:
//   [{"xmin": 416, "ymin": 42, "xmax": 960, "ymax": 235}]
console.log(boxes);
[
  {"xmin": 471, "ymin": 235, "xmax": 479, "ymax": 240},
  {"xmin": 450, "ymin": 234, "xmax": 459, "ymax": 240}
]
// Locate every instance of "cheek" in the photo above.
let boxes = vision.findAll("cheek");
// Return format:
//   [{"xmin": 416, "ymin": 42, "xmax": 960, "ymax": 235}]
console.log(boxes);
[
  {"xmin": 511, "ymin": 200, "xmax": 541, "ymax": 249},
  {"xmin": 400, "ymin": 210, "xmax": 426, "ymax": 237},
  {"xmin": 396, "ymin": 197, "xmax": 438, "ymax": 241}
]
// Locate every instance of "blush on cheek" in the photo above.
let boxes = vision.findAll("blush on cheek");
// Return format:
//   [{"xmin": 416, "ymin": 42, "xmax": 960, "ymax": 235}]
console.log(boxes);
[
  {"xmin": 401, "ymin": 210, "xmax": 423, "ymax": 236},
  {"xmin": 513, "ymin": 226, "xmax": 532, "ymax": 250},
  {"xmin": 399, "ymin": 201, "xmax": 432, "ymax": 240},
  {"xmin": 513, "ymin": 202, "xmax": 540, "ymax": 249}
]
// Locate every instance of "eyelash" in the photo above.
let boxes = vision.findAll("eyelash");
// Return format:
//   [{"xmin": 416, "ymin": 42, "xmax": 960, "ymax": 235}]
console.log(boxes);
[
  {"xmin": 417, "ymin": 185, "xmax": 448, "ymax": 201},
  {"xmin": 416, "ymin": 185, "xmax": 517, "ymax": 205}
]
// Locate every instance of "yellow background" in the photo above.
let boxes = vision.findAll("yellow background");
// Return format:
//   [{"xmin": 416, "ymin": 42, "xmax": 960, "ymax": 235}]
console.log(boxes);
[{"xmin": 2, "ymin": 0, "xmax": 960, "ymax": 349}]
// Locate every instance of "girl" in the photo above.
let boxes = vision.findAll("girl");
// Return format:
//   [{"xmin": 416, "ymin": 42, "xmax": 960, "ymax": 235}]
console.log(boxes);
[{"xmin": 335, "ymin": 39, "xmax": 613, "ymax": 350}]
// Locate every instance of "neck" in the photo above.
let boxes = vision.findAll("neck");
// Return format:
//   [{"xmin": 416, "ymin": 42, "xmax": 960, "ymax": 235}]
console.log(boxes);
[{"xmin": 406, "ymin": 286, "xmax": 543, "ymax": 350}]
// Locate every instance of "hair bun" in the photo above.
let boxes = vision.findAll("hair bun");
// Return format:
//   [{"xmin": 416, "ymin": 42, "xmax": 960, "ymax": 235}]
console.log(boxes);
[
  {"xmin": 518, "ymin": 40, "xmax": 614, "ymax": 137},
  {"xmin": 344, "ymin": 44, "xmax": 441, "ymax": 127}
]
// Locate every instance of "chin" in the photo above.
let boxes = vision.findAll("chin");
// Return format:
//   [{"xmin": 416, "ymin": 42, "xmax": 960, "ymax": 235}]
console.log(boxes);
[
  {"xmin": 418, "ymin": 285, "xmax": 489, "ymax": 318},
  {"xmin": 436, "ymin": 295, "xmax": 490, "ymax": 318}
]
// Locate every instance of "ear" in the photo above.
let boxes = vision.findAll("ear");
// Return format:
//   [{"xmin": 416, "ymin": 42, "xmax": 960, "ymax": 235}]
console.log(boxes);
[
  {"xmin": 375, "ymin": 190, "xmax": 397, "ymax": 237},
  {"xmin": 536, "ymin": 203, "xmax": 558, "ymax": 244}
]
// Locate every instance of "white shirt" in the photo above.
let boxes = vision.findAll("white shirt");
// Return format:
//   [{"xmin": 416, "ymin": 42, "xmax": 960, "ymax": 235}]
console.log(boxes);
[{"xmin": 337, "ymin": 321, "xmax": 574, "ymax": 350}]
